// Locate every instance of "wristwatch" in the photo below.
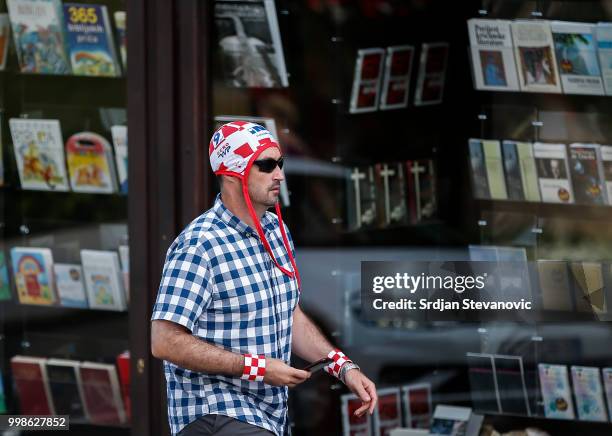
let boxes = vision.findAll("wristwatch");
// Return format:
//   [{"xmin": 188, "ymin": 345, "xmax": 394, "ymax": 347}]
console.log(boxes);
[{"xmin": 339, "ymin": 361, "xmax": 360, "ymax": 384}]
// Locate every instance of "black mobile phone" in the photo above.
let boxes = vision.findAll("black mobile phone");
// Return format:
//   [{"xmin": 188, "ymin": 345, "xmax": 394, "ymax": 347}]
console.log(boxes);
[{"xmin": 303, "ymin": 357, "xmax": 333, "ymax": 372}]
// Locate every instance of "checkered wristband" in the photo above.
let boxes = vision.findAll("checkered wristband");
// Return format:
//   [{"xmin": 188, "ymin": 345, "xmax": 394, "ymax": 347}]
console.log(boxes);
[
  {"xmin": 241, "ymin": 354, "xmax": 266, "ymax": 382},
  {"xmin": 324, "ymin": 349, "xmax": 352, "ymax": 379}
]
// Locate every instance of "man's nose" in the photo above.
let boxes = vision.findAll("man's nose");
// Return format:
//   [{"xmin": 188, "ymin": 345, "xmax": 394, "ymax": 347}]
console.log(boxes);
[{"xmin": 273, "ymin": 165, "xmax": 285, "ymax": 181}]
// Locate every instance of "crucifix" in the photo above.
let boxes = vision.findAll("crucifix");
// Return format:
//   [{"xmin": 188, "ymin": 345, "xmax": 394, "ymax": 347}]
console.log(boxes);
[
  {"xmin": 379, "ymin": 164, "xmax": 396, "ymax": 225},
  {"xmin": 410, "ymin": 161, "xmax": 426, "ymax": 221},
  {"xmin": 350, "ymin": 167, "xmax": 367, "ymax": 228}
]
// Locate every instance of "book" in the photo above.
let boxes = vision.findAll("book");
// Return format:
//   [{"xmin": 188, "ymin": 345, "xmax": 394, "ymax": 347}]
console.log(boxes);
[
  {"xmin": 373, "ymin": 387, "xmax": 401, "ymax": 436},
  {"xmin": 539, "ymin": 363, "xmax": 575, "ymax": 420},
  {"xmin": 347, "ymin": 165, "xmax": 378, "ymax": 230},
  {"xmin": 45, "ymin": 358, "xmax": 87, "ymax": 421},
  {"xmin": 596, "ymin": 23, "xmax": 612, "ymax": 95},
  {"xmin": 571, "ymin": 366, "xmax": 607, "ymax": 422},
  {"xmin": 551, "ymin": 21, "xmax": 604, "ymax": 95},
  {"xmin": 9, "ymin": 118, "xmax": 70, "ymax": 191},
  {"xmin": 503, "ymin": 140, "xmax": 541, "ymax": 202},
  {"xmin": 401, "ymin": 383, "xmax": 431, "ymax": 429},
  {"xmin": 537, "ymin": 260, "xmax": 574, "ymax": 311},
  {"xmin": 81, "ymin": 249, "xmax": 126, "ymax": 311},
  {"xmin": 429, "ymin": 404, "xmax": 471, "ymax": 435},
  {"xmin": 79, "ymin": 362, "xmax": 126, "ymax": 425},
  {"xmin": 118, "ymin": 245, "xmax": 129, "ymax": 303},
  {"xmin": 341, "ymin": 392, "xmax": 372, "ymax": 436},
  {"xmin": 405, "ymin": 160, "xmax": 437, "ymax": 223},
  {"xmin": 380, "ymin": 45, "xmax": 414, "ymax": 110},
  {"xmin": 116, "ymin": 351, "xmax": 130, "ymax": 422},
  {"xmin": 0, "ymin": 251, "xmax": 12, "ymax": 301},
  {"xmin": 375, "ymin": 163, "xmax": 407, "ymax": 227},
  {"xmin": 467, "ymin": 19, "xmax": 519, "ymax": 91},
  {"xmin": 53, "ymin": 263, "xmax": 88, "ymax": 308},
  {"xmin": 602, "ymin": 368, "xmax": 612, "ymax": 421},
  {"xmin": 496, "ymin": 246, "xmax": 532, "ymax": 304},
  {"xmin": 601, "ymin": 145, "xmax": 612, "ymax": 202},
  {"xmin": 414, "ymin": 42, "xmax": 449, "ymax": 106},
  {"xmin": 113, "ymin": 11, "xmax": 126, "ymax": 72},
  {"xmin": 569, "ymin": 261, "xmax": 606, "ymax": 318},
  {"xmin": 10, "ymin": 246, "xmax": 56, "ymax": 305},
  {"xmin": 214, "ymin": 0, "xmax": 288, "ymax": 88},
  {"xmin": 511, "ymin": 20, "xmax": 562, "ymax": 93},
  {"xmin": 0, "ymin": 374, "xmax": 6, "ymax": 413},
  {"xmin": 468, "ymin": 139, "xmax": 490, "ymax": 199},
  {"xmin": 7, "ymin": 0, "xmax": 71, "ymax": 74},
  {"xmin": 501, "ymin": 140, "xmax": 525, "ymax": 200},
  {"xmin": 533, "ymin": 142, "xmax": 574, "ymax": 203},
  {"xmin": 11, "ymin": 355, "xmax": 55, "ymax": 415},
  {"xmin": 468, "ymin": 139, "xmax": 507, "ymax": 200},
  {"xmin": 63, "ymin": 3, "xmax": 121, "ymax": 77},
  {"xmin": 494, "ymin": 355, "xmax": 531, "ymax": 416},
  {"xmin": 349, "ymin": 48, "xmax": 385, "ymax": 113},
  {"xmin": 66, "ymin": 131, "xmax": 117, "ymax": 193},
  {"xmin": 466, "ymin": 353, "xmax": 500, "ymax": 413},
  {"xmin": 568, "ymin": 143, "xmax": 607, "ymax": 205},
  {"xmin": 0, "ymin": 14, "xmax": 10, "ymax": 70},
  {"xmin": 111, "ymin": 125, "xmax": 128, "ymax": 194}
]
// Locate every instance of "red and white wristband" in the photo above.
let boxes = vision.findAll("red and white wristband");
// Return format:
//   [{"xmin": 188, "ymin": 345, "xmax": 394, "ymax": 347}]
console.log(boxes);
[
  {"xmin": 324, "ymin": 349, "xmax": 353, "ymax": 380},
  {"xmin": 241, "ymin": 354, "xmax": 266, "ymax": 382}
]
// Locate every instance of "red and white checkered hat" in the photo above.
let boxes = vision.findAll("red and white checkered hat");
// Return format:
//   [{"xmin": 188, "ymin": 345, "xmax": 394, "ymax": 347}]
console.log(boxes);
[{"xmin": 209, "ymin": 121, "xmax": 300, "ymax": 287}]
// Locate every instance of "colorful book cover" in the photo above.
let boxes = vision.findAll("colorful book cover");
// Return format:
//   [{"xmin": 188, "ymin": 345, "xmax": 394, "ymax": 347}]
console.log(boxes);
[
  {"xmin": 0, "ymin": 14, "xmax": 10, "ymax": 70},
  {"xmin": 349, "ymin": 48, "xmax": 385, "ymax": 113},
  {"xmin": 467, "ymin": 19, "xmax": 520, "ymax": 91},
  {"xmin": 111, "ymin": 125, "xmax": 127, "ymax": 194},
  {"xmin": 430, "ymin": 404, "xmax": 471, "ymax": 435},
  {"xmin": 63, "ymin": 3, "xmax": 121, "ymax": 77},
  {"xmin": 602, "ymin": 368, "xmax": 612, "ymax": 420},
  {"xmin": 569, "ymin": 261, "xmax": 606, "ymax": 318},
  {"xmin": 534, "ymin": 142, "xmax": 574, "ymax": 203},
  {"xmin": 54, "ymin": 263, "xmax": 88, "ymax": 308},
  {"xmin": 7, "ymin": 0, "xmax": 71, "ymax": 74},
  {"xmin": 9, "ymin": 118, "xmax": 70, "ymax": 191},
  {"xmin": 11, "ymin": 355, "xmax": 55, "ymax": 415},
  {"xmin": 511, "ymin": 20, "xmax": 562, "ymax": 93},
  {"xmin": 568, "ymin": 143, "xmax": 607, "ymax": 205},
  {"xmin": 113, "ymin": 11, "xmax": 126, "ymax": 71},
  {"xmin": 341, "ymin": 392, "xmax": 372, "ymax": 436},
  {"xmin": 116, "ymin": 351, "xmax": 130, "ymax": 422},
  {"xmin": 347, "ymin": 165, "xmax": 378, "ymax": 230},
  {"xmin": 571, "ymin": 366, "xmax": 607, "ymax": 422},
  {"xmin": 10, "ymin": 246, "xmax": 56, "ymax": 305},
  {"xmin": 45, "ymin": 359, "xmax": 87, "ymax": 421},
  {"xmin": 401, "ymin": 383, "xmax": 432, "ymax": 429},
  {"xmin": 373, "ymin": 387, "xmax": 401, "ymax": 436},
  {"xmin": 79, "ymin": 362, "xmax": 126, "ymax": 425},
  {"xmin": 601, "ymin": 145, "xmax": 612, "ymax": 203},
  {"xmin": 379, "ymin": 45, "xmax": 414, "ymax": 110},
  {"xmin": 414, "ymin": 42, "xmax": 449, "ymax": 106},
  {"xmin": 551, "ymin": 21, "xmax": 604, "ymax": 95},
  {"xmin": 66, "ymin": 131, "xmax": 117, "ymax": 193},
  {"xmin": 539, "ymin": 363, "xmax": 575, "ymax": 420},
  {"xmin": 405, "ymin": 159, "xmax": 437, "ymax": 223},
  {"xmin": 374, "ymin": 163, "xmax": 407, "ymax": 227},
  {"xmin": 537, "ymin": 260, "xmax": 574, "ymax": 311},
  {"xmin": 468, "ymin": 139, "xmax": 491, "ymax": 199},
  {"xmin": 80, "ymin": 249, "xmax": 126, "ymax": 311},
  {"xmin": 501, "ymin": 140, "xmax": 525, "ymax": 200},
  {"xmin": 596, "ymin": 23, "xmax": 612, "ymax": 95},
  {"xmin": 0, "ymin": 252, "xmax": 12, "ymax": 301}
]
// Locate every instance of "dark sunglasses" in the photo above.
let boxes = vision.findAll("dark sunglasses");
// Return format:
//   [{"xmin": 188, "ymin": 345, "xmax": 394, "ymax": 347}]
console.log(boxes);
[{"xmin": 253, "ymin": 157, "xmax": 284, "ymax": 173}]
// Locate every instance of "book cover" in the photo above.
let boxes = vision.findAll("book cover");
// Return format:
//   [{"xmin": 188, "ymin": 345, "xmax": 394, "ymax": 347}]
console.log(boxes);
[
  {"xmin": 373, "ymin": 387, "xmax": 401, "ymax": 436},
  {"xmin": 349, "ymin": 48, "xmax": 385, "ymax": 113},
  {"xmin": 113, "ymin": 11, "xmax": 125, "ymax": 71},
  {"xmin": 347, "ymin": 165, "xmax": 378, "ymax": 230},
  {"xmin": 374, "ymin": 163, "xmax": 407, "ymax": 227},
  {"xmin": 0, "ymin": 14, "xmax": 10, "ymax": 70},
  {"xmin": 496, "ymin": 246, "xmax": 532, "ymax": 304},
  {"xmin": 469, "ymin": 139, "xmax": 507, "ymax": 200},
  {"xmin": 468, "ymin": 139, "xmax": 491, "ymax": 199},
  {"xmin": 11, "ymin": 355, "xmax": 55, "ymax": 415},
  {"xmin": 602, "ymin": 368, "xmax": 612, "ymax": 421},
  {"xmin": 551, "ymin": 21, "xmax": 604, "ymax": 95},
  {"xmin": 405, "ymin": 159, "xmax": 437, "ymax": 223},
  {"xmin": 537, "ymin": 260, "xmax": 574, "ymax": 311},
  {"xmin": 401, "ymin": 383, "xmax": 432, "ymax": 429},
  {"xmin": 571, "ymin": 366, "xmax": 607, "ymax": 422},
  {"xmin": 111, "ymin": 125, "xmax": 127, "ymax": 194},
  {"xmin": 501, "ymin": 140, "xmax": 525, "ymax": 200},
  {"xmin": 511, "ymin": 20, "xmax": 562, "ymax": 93},
  {"xmin": 341, "ymin": 392, "xmax": 372, "ymax": 436},
  {"xmin": 494, "ymin": 355, "xmax": 531, "ymax": 416},
  {"xmin": 568, "ymin": 143, "xmax": 607, "ymax": 205},
  {"xmin": 569, "ymin": 261, "xmax": 606, "ymax": 318},
  {"xmin": 533, "ymin": 142, "xmax": 574, "ymax": 203},
  {"xmin": 596, "ymin": 23, "xmax": 612, "ymax": 95},
  {"xmin": 414, "ymin": 42, "xmax": 449, "ymax": 106},
  {"xmin": 45, "ymin": 358, "xmax": 87, "ymax": 421},
  {"xmin": 467, "ymin": 19, "xmax": 520, "ymax": 91},
  {"xmin": 7, "ymin": 0, "xmax": 71, "ymax": 74},
  {"xmin": 0, "ymin": 251, "xmax": 12, "ymax": 301},
  {"xmin": 0, "ymin": 374, "xmax": 6, "ymax": 413},
  {"xmin": 116, "ymin": 351, "xmax": 130, "ymax": 422},
  {"xmin": 9, "ymin": 118, "xmax": 70, "ymax": 191},
  {"xmin": 214, "ymin": 0, "xmax": 288, "ymax": 88},
  {"xmin": 63, "ymin": 3, "xmax": 121, "ymax": 77},
  {"xmin": 379, "ymin": 45, "xmax": 414, "ymax": 110},
  {"xmin": 53, "ymin": 263, "xmax": 88, "ymax": 308},
  {"xmin": 80, "ymin": 249, "xmax": 126, "ymax": 311},
  {"xmin": 600, "ymin": 145, "xmax": 612, "ymax": 203},
  {"xmin": 79, "ymin": 362, "xmax": 126, "ymax": 425},
  {"xmin": 511, "ymin": 140, "xmax": 541, "ymax": 202},
  {"xmin": 539, "ymin": 363, "xmax": 575, "ymax": 420},
  {"xmin": 10, "ymin": 246, "xmax": 56, "ymax": 305},
  {"xmin": 467, "ymin": 353, "xmax": 500, "ymax": 414},
  {"xmin": 429, "ymin": 404, "xmax": 471, "ymax": 435},
  {"xmin": 118, "ymin": 245, "xmax": 129, "ymax": 303},
  {"xmin": 66, "ymin": 131, "xmax": 117, "ymax": 193}
]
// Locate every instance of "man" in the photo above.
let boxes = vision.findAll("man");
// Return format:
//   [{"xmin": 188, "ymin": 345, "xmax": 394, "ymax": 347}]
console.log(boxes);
[{"xmin": 151, "ymin": 121, "xmax": 377, "ymax": 436}]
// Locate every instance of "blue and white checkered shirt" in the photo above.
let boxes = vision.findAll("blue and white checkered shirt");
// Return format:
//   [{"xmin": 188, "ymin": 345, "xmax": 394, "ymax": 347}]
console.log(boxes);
[{"xmin": 151, "ymin": 194, "xmax": 300, "ymax": 435}]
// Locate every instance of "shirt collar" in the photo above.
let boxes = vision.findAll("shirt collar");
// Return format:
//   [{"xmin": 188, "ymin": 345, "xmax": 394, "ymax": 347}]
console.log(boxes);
[{"xmin": 214, "ymin": 193, "xmax": 275, "ymax": 237}]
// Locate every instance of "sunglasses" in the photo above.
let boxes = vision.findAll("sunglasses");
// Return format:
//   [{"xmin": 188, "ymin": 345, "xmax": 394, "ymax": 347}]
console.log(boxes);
[{"xmin": 253, "ymin": 157, "xmax": 284, "ymax": 173}]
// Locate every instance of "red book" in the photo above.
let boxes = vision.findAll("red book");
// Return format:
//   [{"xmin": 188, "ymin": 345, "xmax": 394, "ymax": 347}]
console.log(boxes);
[
  {"xmin": 10, "ymin": 356, "xmax": 55, "ymax": 415},
  {"xmin": 79, "ymin": 362, "xmax": 126, "ymax": 425},
  {"xmin": 116, "ymin": 351, "xmax": 131, "ymax": 422}
]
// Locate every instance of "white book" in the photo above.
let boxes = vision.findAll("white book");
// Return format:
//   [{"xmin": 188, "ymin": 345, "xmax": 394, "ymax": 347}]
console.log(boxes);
[
  {"xmin": 551, "ymin": 21, "xmax": 604, "ymax": 95},
  {"xmin": 53, "ymin": 263, "xmax": 88, "ymax": 308},
  {"xmin": 9, "ymin": 118, "xmax": 70, "ymax": 191},
  {"xmin": 515, "ymin": 141, "xmax": 541, "ymax": 201},
  {"xmin": 533, "ymin": 142, "xmax": 574, "ymax": 203},
  {"xmin": 571, "ymin": 366, "xmax": 607, "ymax": 422},
  {"xmin": 602, "ymin": 368, "xmax": 612, "ymax": 421},
  {"xmin": 596, "ymin": 23, "xmax": 612, "ymax": 95},
  {"xmin": 80, "ymin": 249, "xmax": 126, "ymax": 311},
  {"xmin": 349, "ymin": 48, "xmax": 385, "ymax": 113},
  {"xmin": 467, "ymin": 19, "xmax": 519, "ymax": 91},
  {"xmin": 373, "ymin": 387, "xmax": 401, "ymax": 436},
  {"xmin": 111, "ymin": 125, "xmax": 128, "ymax": 194},
  {"xmin": 539, "ymin": 363, "xmax": 575, "ymax": 420},
  {"xmin": 430, "ymin": 405, "xmax": 472, "ymax": 435},
  {"xmin": 379, "ymin": 45, "xmax": 414, "ymax": 110},
  {"xmin": 0, "ymin": 14, "xmax": 10, "ymax": 70},
  {"xmin": 118, "ymin": 245, "xmax": 129, "ymax": 304},
  {"xmin": 511, "ymin": 20, "xmax": 562, "ymax": 93},
  {"xmin": 601, "ymin": 145, "xmax": 612, "ymax": 204}
]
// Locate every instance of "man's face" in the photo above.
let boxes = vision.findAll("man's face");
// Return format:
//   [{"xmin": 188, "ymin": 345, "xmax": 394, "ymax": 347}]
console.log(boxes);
[{"xmin": 247, "ymin": 147, "xmax": 284, "ymax": 208}]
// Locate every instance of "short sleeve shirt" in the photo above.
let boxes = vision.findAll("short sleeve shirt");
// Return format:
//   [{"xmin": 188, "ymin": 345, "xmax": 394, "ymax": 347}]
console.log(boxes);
[{"xmin": 151, "ymin": 194, "xmax": 300, "ymax": 436}]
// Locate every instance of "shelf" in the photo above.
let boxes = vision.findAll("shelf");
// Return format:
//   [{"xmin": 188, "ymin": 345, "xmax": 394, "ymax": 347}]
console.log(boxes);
[
  {"xmin": 484, "ymin": 411, "xmax": 612, "ymax": 435},
  {"xmin": 475, "ymin": 199, "xmax": 612, "ymax": 221}
]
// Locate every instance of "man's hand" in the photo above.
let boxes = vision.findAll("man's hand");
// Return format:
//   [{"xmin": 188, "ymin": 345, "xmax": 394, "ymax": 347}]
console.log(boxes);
[
  {"xmin": 344, "ymin": 369, "xmax": 377, "ymax": 417},
  {"xmin": 263, "ymin": 358, "xmax": 311, "ymax": 388}
]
